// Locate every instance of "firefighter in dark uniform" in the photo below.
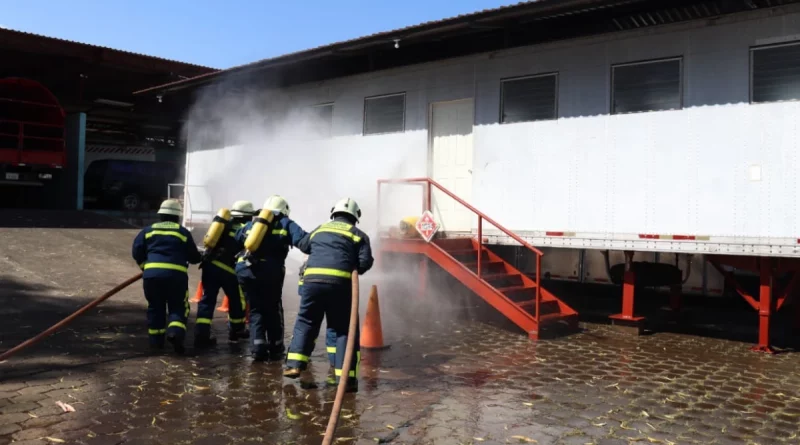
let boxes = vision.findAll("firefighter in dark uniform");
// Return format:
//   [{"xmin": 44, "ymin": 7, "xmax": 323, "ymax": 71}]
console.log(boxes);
[
  {"xmin": 235, "ymin": 195, "xmax": 307, "ymax": 361},
  {"xmin": 194, "ymin": 200, "xmax": 255, "ymax": 348},
  {"xmin": 132, "ymin": 199, "xmax": 202, "ymax": 354},
  {"xmin": 284, "ymin": 198, "xmax": 374, "ymax": 392},
  {"xmin": 297, "ymin": 257, "xmax": 339, "ymax": 386}
]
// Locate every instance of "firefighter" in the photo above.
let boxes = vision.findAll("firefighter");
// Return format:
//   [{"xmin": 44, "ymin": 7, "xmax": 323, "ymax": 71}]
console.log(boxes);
[
  {"xmin": 132, "ymin": 199, "xmax": 202, "ymax": 354},
  {"xmin": 194, "ymin": 200, "xmax": 255, "ymax": 348},
  {"xmin": 235, "ymin": 195, "xmax": 307, "ymax": 361},
  {"xmin": 284, "ymin": 198, "xmax": 374, "ymax": 393},
  {"xmin": 298, "ymin": 257, "xmax": 339, "ymax": 386}
]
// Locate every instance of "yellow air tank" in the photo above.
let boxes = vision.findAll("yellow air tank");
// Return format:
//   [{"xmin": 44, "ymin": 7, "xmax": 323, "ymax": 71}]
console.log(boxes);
[
  {"xmin": 244, "ymin": 208, "xmax": 275, "ymax": 253},
  {"xmin": 399, "ymin": 216, "xmax": 420, "ymax": 238},
  {"xmin": 203, "ymin": 208, "xmax": 232, "ymax": 249}
]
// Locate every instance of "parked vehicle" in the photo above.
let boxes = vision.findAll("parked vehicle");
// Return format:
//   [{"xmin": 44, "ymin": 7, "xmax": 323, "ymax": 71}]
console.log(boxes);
[
  {"xmin": 83, "ymin": 159, "xmax": 178, "ymax": 211},
  {"xmin": 0, "ymin": 78, "xmax": 65, "ymax": 186}
]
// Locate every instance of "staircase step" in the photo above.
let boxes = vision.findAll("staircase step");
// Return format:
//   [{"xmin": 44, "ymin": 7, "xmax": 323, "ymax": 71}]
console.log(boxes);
[
  {"xmin": 517, "ymin": 299, "xmax": 562, "ymax": 315},
  {"xmin": 484, "ymin": 273, "xmax": 524, "ymax": 288},
  {"xmin": 434, "ymin": 237, "xmax": 474, "ymax": 251},
  {"xmin": 462, "ymin": 261, "xmax": 506, "ymax": 276},
  {"xmin": 537, "ymin": 312, "xmax": 575, "ymax": 325},
  {"xmin": 448, "ymin": 249, "xmax": 490, "ymax": 263},
  {"xmin": 498, "ymin": 286, "xmax": 535, "ymax": 302}
]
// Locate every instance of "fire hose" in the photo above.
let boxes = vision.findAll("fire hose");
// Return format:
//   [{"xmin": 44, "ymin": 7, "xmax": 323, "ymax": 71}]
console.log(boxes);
[
  {"xmin": 0, "ymin": 272, "xmax": 144, "ymax": 362},
  {"xmin": 321, "ymin": 270, "xmax": 359, "ymax": 445}
]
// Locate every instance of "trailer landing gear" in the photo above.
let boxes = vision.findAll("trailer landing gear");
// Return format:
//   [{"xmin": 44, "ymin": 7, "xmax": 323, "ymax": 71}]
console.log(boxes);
[
  {"xmin": 609, "ymin": 252, "xmax": 646, "ymax": 334},
  {"xmin": 707, "ymin": 256, "xmax": 800, "ymax": 353},
  {"xmin": 608, "ymin": 251, "xmax": 686, "ymax": 335}
]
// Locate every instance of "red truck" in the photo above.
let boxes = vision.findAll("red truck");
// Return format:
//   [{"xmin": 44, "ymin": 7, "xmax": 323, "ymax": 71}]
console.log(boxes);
[{"xmin": 0, "ymin": 77, "xmax": 65, "ymax": 186}]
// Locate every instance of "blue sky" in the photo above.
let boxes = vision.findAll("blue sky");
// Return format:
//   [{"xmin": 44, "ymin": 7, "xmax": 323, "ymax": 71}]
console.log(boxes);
[{"xmin": 2, "ymin": 0, "xmax": 519, "ymax": 69}]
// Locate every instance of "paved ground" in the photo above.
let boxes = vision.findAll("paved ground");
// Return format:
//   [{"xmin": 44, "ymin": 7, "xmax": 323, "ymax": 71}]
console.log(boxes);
[{"xmin": 2, "ymin": 210, "xmax": 800, "ymax": 445}]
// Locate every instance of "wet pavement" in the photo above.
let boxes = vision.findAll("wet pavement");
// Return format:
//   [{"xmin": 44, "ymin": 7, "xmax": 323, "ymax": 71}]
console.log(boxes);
[{"xmin": 2, "ymin": 211, "xmax": 800, "ymax": 445}]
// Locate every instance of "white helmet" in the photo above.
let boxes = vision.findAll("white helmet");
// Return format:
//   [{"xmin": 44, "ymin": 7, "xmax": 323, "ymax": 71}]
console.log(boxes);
[
  {"xmin": 263, "ymin": 195, "xmax": 290, "ymax": 216},
  {"xmin": 330, "ymin": 197, "xmax": 361, "ymax": 222},
  {"xmin": 231, "ymin": 200, "xmax": 255, "ymax": 217},
  {"xmin": 157, "ymin": 199, "xmax": 182, "ymax": 216}
]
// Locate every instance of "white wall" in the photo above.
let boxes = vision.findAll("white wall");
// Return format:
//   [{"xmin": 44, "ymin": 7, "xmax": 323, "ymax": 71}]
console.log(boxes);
[{"xmin": 186, "ymin": 5, "xmax": 800, "ymax": 242}]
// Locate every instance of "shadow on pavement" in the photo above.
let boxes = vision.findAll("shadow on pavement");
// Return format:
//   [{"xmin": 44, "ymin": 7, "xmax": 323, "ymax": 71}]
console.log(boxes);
[
  {"xmin": 0, "ymin": 275, "xmax": 150, "ymax": 381},
  {"xmin": 0, "ymin": 209, "xmax": 140, "ymax": 229}
]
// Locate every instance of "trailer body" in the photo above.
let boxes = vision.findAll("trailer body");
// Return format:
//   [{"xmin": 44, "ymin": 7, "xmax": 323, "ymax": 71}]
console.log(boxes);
[{"xmin": 182, "ymin": 5, "xmax": 800, "ymax": 295}]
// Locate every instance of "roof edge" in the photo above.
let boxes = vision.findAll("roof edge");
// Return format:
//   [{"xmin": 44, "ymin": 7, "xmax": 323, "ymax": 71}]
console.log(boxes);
[
  {"xmin": 134, "ymin": 0, "xmax": 634, "ymax": 96},
  {"xmin": 0, "ymin": 27, "xmax": 219, "ymax": 72}
]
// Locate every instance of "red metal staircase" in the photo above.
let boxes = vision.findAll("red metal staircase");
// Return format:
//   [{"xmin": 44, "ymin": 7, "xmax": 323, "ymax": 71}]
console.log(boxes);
[{"xmin": 377, "ymin": 178, "xmax": 579, "ymax": 339}]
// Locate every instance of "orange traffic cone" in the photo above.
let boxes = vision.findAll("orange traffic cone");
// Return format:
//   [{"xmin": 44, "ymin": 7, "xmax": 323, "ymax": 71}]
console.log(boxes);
[
  {"xmin": 360, "ymin": 285, "xmax": 389, "ymax": 350},
  {"xmin": 216, "ymin": 295, "xmax": 229, "ymax": 312},
  {"xmin": 190, "ymin": 282, "xmax": 203, "ymax": 303}
]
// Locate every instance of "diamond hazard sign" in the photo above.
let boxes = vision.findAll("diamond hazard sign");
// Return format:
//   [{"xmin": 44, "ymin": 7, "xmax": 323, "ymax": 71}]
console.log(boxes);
[{"xmin": 415, "ymin": 210, "xmax": 439, "ymax": 243}]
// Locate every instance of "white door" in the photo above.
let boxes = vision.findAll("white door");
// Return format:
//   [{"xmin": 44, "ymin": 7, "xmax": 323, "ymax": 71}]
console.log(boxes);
[{"xmin": 430, "ymin": 99, "xmax": 474, "ymax": 233}]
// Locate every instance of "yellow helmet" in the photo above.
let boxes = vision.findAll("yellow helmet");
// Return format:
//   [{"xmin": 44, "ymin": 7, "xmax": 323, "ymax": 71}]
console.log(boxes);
[{"xmin": 157, "ymin": 199, "xmax": 182, "ymax": 216}]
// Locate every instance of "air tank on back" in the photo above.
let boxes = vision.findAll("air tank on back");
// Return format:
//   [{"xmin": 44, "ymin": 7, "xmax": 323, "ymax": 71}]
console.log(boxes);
[
  {"xmin": 244, "ymin": 208, "xmax": 275, "ymax": 253},
  {"xmin": 203, "ymin": 208, "xmax": 232, "ymax": 249}
]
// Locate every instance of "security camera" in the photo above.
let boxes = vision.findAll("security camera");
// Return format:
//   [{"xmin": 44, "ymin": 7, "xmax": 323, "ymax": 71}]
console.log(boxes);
[
  {"xmin": 394, "ymin": 39, "xmax": 400, "ymax": 49},
  {"xmin": 157, "ymin": 95, "xmax": 163, "ymax": 103}
]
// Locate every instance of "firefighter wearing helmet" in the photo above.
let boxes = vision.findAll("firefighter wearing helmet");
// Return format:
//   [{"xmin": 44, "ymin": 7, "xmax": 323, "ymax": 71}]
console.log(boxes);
[
  {"xmin": 284, "ymin": 197, "xmax": 374, "ymax": 393},
  {"xmin": 131, "ymin": 199, "xmax": 202, "ymax": 354},
  {"xmin": 193, "ymin": 200, "xmax": 256, "ymax": 348},
  {"xmin": 234, "ymin": 195, "xmax": 308, "ymax": 361}
]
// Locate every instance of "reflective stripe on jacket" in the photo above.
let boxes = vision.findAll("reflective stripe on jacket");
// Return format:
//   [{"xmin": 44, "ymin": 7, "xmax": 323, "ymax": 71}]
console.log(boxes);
[
  {"xmin": 132, "ymin": 221, "xmax": 201, "ymax": 278},
  {"xmin": 299, "ymin": 217, "xmax": 374, "ymax": 285},
  {"xmin": 205, "ymin": 221, "xmax": 244, "ymax": 275}
]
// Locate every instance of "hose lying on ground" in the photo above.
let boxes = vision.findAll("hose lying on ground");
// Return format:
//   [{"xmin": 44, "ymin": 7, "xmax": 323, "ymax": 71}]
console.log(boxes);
[
  {"xmin": 321, "ymin": 270, "xmax": 360, "ymax": 445},
  {"xmin": 0, "ymin": 272, "xmax": 144, "ymax": 362}
]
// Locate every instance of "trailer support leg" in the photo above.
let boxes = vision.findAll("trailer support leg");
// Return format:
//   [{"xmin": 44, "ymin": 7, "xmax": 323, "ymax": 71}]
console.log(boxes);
[
  {"xmin": 669, "ymin": 284, "xmax": 682, "ymax": 313},
  {"xmin": 610, "ymin": 251, "xmax": 645, "ymax": 334},
  {"xmin": 753, "ymin": 258, "xmax": 775, "ymax": 353}
]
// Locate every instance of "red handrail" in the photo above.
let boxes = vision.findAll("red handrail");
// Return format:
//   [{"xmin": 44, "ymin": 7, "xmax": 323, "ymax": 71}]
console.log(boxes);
[
  {"xmin": 377, "ymin": 177, "xmax": 544, "ymax": 256},
  {"xmin": 377, "ymin": 177, "xmax": 545, "ymax": 325}
]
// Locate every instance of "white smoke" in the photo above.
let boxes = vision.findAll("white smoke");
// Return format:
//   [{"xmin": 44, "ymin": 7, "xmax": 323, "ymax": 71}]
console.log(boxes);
[
  {"xmin": 184, "ymin": 75, "xmax": 478, "ymax": 338},
  {"xmin": 184, "ymin": 78, "xmax": 425, "ymax": 270}
]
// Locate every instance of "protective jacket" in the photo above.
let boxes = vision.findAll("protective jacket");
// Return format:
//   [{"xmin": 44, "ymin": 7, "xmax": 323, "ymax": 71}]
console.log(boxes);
[
  {"xmin": 204, "ymin": 220, "xmax": 245, "ymax": 275},
  {"xmin": 132, "ymin": 221, "xmax": 202, "ymax": 278},
  {"xmin": 235, "ymin": 213, "xmax": 307, "ymax": 270},
  {"xmin": 298, "ymin": 217, "xmax": 373, "ymax": 284}
]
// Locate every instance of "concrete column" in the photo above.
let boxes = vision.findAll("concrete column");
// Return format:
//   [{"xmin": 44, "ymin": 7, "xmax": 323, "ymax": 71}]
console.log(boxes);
[{"xmin": 63, "ymin": 113, "xmax": 86, "ymax": 210}]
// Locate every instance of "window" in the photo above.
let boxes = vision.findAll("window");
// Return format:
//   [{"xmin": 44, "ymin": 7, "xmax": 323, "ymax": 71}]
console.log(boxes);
[
  {"xmin": 310, "ymin": 103, "xmax": 334, "ymax": 138},
  {"xmin": 500, "ymin": 73, "xmax": 558, "ymax": 123},
  {"xmin": 751, "ymin": 42, "xmax": 800, "ymax": 103},
  {"xmin": 612, "ymin": 58, "xmax": 682, "ymax": 114},
  {"xmin": 364, "ymin": 93, "xmax": 405, "ymax": 135}
]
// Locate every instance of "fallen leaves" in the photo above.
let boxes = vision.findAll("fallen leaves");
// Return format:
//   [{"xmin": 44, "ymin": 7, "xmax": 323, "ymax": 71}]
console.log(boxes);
[
  {"xmin": 386, "ymin": 424, "xmax": 395, "ymax": 430},
  {"xmin": 44, "ymin": 438, "xmax": 65, "ymax": 443},
  {"xmin": 510, "ymin": 435, "xmax": 537, "ymax": 443},
  {"xmin": 286, "ymin": 408, "xmax": 302, "ymax": 420}
]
